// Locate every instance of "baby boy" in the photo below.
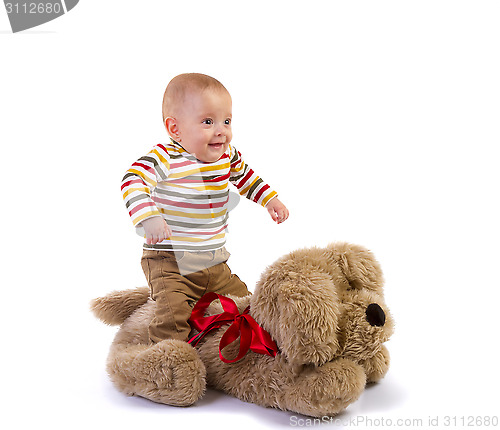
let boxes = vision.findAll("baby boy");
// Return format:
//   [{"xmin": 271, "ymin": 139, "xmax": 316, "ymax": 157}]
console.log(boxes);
[{"xmin": 121, "ymin": 73, "xmax": 288, "ymax": 343}]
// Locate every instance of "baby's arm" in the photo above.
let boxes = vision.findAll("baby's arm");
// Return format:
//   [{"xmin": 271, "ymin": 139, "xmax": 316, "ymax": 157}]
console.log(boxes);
[
  {"xmin": 141, "ymin": 217, "xmax": 173, "ymax": 245},
  {"xmin": 122, "ymin": 144, "xmax": 172, "ymax": 242},
  {"xmin": 228, "ymin": 145, "xmax": 289, "ymax": 224},
  {"xmin": 266, "ymin": 197, "xmax": 289, "ymax": 224}
]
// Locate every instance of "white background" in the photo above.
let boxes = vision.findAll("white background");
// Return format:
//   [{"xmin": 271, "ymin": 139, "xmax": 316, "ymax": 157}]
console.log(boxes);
[{"xmin": 1, "ymin": 1, "xmax": 499, "ymax": 429}]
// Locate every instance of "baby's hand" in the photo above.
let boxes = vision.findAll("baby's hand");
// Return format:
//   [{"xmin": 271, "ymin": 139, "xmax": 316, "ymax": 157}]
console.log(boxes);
[
  {"xmin": 141, "ymin": 217, "xmax": 172, "ymax": 245},
  {"xmin": 266, "ymin": 197, "xmax": 289, "ymax": 224}
]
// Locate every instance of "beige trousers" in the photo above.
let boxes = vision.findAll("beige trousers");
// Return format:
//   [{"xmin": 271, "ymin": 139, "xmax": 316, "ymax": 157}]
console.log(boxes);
[{"xmin": 141, "ymin": 248, "xmax": 250, "ymax": 343}]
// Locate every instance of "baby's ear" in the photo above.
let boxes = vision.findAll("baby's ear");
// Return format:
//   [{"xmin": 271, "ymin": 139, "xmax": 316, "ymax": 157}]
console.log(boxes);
[
  {"xmin": 165, "ymin": 117, "xmax": 180, "ymax": 140},
  {"xmin": 328, "ymin": 242, "xmax": 384, "ymax": 292}
]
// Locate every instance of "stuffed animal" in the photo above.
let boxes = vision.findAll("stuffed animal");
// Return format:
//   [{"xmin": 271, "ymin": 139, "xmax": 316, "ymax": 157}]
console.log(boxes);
[{"xmin": 91, "ymin": 242, "xmax": 394, "ymax": 417}]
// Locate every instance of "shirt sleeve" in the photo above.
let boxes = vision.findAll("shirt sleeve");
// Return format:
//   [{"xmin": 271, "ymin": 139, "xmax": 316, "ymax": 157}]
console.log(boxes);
[
  {"xmin": 121, "ymin": 144, "xmax": 170, "ymax": 227},
  {"xmin": 228, "ymin": 144, "xmax": 278, "ymax": 207}
]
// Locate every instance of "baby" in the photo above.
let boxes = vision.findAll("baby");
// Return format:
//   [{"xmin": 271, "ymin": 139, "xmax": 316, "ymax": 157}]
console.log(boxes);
[{"xmin": 121, "ymin": 73, "xmax": 288, "ymax": 344}]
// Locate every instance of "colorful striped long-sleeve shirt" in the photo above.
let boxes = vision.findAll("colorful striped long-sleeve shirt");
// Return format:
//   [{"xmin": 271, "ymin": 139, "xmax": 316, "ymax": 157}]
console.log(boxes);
[{"xmin": 121, "ymin": 139, "xmax": 278, "ymax": 251}]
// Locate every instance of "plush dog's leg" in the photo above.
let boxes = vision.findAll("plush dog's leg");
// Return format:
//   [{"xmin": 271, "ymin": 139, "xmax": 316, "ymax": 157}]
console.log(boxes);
[
  {"xmin": 358, "ymin": 345, "xmax": 391, "ymax": 384},
  {"xmin": 103, "ymin": 300, "xmax": 206, "ymax": 406},
  {"xmin": 283, "ymin": 358, "xmax": 367, "ymax": 417},
  {"xmin": 107, "ymin": 339, "xmax": 206, "ymax": 406},
  {"xmin": 203, "ymin": 340, "xmax": 366, "ymax": 418}
]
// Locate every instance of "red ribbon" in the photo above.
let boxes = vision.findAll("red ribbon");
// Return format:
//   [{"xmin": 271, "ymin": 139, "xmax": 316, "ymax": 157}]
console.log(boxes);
[{"xmin": 187, "ymin": 292, "xmax": 278, "ymax": 363}]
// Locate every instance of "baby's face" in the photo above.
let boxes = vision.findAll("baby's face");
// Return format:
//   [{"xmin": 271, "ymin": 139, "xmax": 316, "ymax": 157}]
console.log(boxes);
[{"xmin": 174, "ymin": 88, "xmax": 232, "ymax": 163}]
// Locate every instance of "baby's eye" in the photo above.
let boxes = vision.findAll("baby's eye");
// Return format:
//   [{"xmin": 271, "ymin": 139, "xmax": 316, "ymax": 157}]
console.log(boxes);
[
  {"xmin": 202, "ymin": 119, "xmax": 213, "ymax": 125},
  {"xmin": 225, "ymin": 118, "xmax": 232, "ymax": 125}
]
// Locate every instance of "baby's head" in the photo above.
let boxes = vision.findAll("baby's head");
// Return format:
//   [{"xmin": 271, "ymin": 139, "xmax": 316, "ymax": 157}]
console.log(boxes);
[{"xmin": 162, "ymin": 73, "xmax": 232, "ymax": 163}]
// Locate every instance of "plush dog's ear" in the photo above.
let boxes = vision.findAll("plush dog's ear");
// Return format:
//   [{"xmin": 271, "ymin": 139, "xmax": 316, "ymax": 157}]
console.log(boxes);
[
  {"xmin": 277, "ymin": 271, "xmax": 342, "ymax": 366},
  {"xmin": 251, "ymin": 266, "xmax": 342, "ymax": 367},
  {"xmin": 327, "ymin": 242, "xmax": 384, "ymax": 292}
]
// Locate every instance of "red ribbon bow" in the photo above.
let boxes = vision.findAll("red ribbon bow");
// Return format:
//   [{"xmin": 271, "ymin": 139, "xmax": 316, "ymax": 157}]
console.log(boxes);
[{"xmin": 187, "ymin": 292, "xmax": 278, "ymax": 363}]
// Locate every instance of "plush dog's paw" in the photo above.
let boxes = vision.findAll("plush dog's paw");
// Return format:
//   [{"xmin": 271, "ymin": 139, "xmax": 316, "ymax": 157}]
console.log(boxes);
[
  {"xmin": 286, "ymin": 358, "xmax": 367, "ymax": 417},
  {"xmin": 360, "ymin": 345, "xmax": 391, "ymax": 384},
  {"xmin": 108, "ymin": 339, "xmax": 206, "ymax": 406}
]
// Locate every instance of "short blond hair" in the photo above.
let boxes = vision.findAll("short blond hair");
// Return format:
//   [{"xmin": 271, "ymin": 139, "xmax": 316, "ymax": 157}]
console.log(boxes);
[{"xmin": 162, "ymin": 73, "xmax": 229, "ymax": 123}]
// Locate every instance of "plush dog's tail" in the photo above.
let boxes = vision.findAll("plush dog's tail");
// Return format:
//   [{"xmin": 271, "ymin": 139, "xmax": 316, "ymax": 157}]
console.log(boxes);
[{"xmin": 90, "ymin": 287, "xmax": 150, "ymax": 325}]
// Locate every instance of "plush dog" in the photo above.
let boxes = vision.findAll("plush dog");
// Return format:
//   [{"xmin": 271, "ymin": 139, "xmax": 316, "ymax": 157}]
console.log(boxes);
[{"xmin": 91, "ymin": 242, "xmax": 394, "ymax": 417}]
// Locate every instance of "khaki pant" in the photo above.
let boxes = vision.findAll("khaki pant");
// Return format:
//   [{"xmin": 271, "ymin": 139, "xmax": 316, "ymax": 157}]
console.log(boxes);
[{"xmin": 141, "ymin": 248, "xmax": 250, "ymax": 343}]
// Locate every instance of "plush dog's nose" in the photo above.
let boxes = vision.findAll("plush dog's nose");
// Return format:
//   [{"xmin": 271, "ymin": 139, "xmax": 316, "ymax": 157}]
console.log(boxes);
[{"xmin": 366, "ymin": 303, "xmax": 385, "ymax": 327}]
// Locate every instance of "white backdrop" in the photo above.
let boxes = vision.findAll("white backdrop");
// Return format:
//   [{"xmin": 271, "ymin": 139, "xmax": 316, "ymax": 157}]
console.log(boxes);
[{"xmin": 1, "ymin": 1, "xmax": 499, "ymax": 429}]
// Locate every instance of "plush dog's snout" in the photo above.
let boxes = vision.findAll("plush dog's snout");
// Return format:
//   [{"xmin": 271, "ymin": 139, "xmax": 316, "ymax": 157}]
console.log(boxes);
[{"xmin": 366, "ymin": 303, "xmax": 385, "ymax": 327}]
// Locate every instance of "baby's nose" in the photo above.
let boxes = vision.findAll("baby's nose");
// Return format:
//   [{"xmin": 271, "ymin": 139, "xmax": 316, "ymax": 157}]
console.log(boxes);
[{"xmin": 365, "ymin": 303, "xmax": 385, "ymax": 327}]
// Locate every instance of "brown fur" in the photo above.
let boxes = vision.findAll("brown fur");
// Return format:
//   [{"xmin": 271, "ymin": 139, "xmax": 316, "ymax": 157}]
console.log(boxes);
[
  {"xmin": 91, "ymin": 242, "xmax": 394, "ymax": 416},
  {"xmin": 91, "ymin": 286, "xmax": 150, "ymax": 326}
]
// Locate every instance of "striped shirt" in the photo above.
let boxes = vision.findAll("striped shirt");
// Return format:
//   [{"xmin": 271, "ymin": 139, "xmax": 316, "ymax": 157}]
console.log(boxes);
[{"xmin": 121, "ymin": 139, "xmax": 278, "ymax": 251}]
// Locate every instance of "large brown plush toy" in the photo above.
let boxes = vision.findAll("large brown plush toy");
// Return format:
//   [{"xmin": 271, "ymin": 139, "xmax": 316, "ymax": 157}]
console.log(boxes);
[{"xmin": 91, "ymin": 242, "xmax": 394, "ymax": 417}]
